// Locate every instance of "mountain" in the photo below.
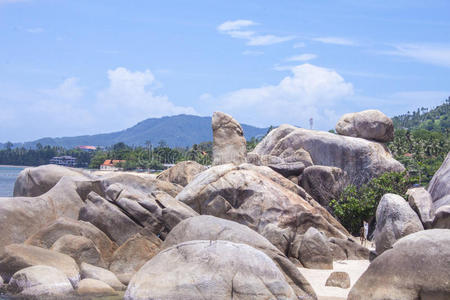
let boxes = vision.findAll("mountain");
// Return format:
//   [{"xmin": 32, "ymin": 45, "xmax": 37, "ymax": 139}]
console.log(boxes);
[{"xmin": 2, "ymin": 115, "xmax": 269, "ymax": 149}]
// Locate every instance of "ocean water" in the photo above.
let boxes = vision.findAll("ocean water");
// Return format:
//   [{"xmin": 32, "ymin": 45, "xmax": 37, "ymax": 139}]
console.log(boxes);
[{"xmin": 0, "ymin": 166, "xmax": 25, "ymax": 197}]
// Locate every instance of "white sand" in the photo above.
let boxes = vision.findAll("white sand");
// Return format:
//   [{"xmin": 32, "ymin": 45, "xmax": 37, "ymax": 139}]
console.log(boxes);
[{"xmin": 298, "ymin": 260, "xmax": 370, "ymax": 300}]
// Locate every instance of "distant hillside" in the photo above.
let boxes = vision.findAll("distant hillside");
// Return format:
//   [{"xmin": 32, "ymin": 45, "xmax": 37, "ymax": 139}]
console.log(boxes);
[{"xmin": 1, "ymin": 115, "xmax": 269, "ymax": 149}]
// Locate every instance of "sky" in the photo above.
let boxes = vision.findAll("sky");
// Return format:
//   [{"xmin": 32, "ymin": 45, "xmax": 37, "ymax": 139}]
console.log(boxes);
[{"xmin": 1, "ymin": 0, "xmax": 450, "ymax": 142}]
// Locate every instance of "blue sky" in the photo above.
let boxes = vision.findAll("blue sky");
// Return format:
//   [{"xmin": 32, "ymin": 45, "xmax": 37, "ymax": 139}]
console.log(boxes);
[{"xmin": 1, "ymin": 0, "xmax": 450, "ymax": 142}]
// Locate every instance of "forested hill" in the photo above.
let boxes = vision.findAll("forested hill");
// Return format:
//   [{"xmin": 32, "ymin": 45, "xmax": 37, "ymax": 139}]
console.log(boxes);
[{"xmin": 392, "ymin": 97, "xmax": 450, "ymax": 132}]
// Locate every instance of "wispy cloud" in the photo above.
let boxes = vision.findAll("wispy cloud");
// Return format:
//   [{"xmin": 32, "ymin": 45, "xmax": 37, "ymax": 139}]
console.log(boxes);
[
  {"xmin": 242, "ymin": 50, "xmax": 264, "ymax": 56},
  {"xmin": 286, "ymin": 53, "xmax": 317, "ymax": 62},
  {"xmin": 382, "ymin": 44, "xmax": 450, "ymax": 68},
  {"xmin": 26, "ymin": 27, "xmax": 44, "ymax": 33},
  {"xmin": 312, "ymin": 36, "xmax": 358, "ymax": 46},
  {"xmin": 218, "ymin": 19, "xmax": 294, "ymax": 46}
]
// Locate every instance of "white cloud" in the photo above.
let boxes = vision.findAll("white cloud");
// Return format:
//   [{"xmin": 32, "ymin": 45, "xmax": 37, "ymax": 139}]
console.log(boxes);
[
  {"xmin": 312, "ymin": 37, "xmax": 358, "ymax": 46},
  {"xmin": 242, "ymin": 50, "xmax": 264, "ymax": 56},
  {"xmin": 41, "ymin": 77, "xmax": 84, "ymax": 100},
  {"xmin": 217, "ymin": 19, "xmax": 294, "ymax": 46},
  {"xmin": 202, "ymin": 64, "xmax": 354, "ymax": 128},
  {"xmin": 26, "ymin": 27, "xmax": 44, "ymax": 33},
  {"xmin": 286, "ymin": 53, "xmax": 317, "ymax": 62},
  {"xmin": 383, "ymin": 44, "xmax": 450, "ymax": 68}
]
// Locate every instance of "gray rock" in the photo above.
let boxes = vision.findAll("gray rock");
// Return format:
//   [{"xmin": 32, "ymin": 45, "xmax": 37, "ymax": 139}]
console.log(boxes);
[
  {"xmin": 77, "ymin": 278, "xmax": 116, "ymax": 296},
  {"xmin": 0, "ymin": 244, "xmax": 80, "ymax": 286},
  {"xmin": 300, "ymin": 165, "xmax": 349, "ymax": 207},
  {"xmin": 8, "ymin": 265, "xmax": 73, "ymax": 297},
  {"xmin": 251, "ymin": 125, "xmax": 404, "ymax": 186},
  {"xmin": 299, "ymin": 227, "xmax": 333, "ymax": 269},
  {"xmin": 328, "ymin": 237, "xmax": 369, "ymax": 260},
  {"xmin": 348, "ymin": 229, "xmax": 450, "ymax": 300},
  {"xmin": 432, "ymin": 205, "xmax": 450, "ymax": 229},
  {"xmin": 125, "ymin": 240, "xmax": 298, "ymax": 300},
  {"xmin": 51, "ymin": 234, "xmax": 106, "ymax": 268},
  {"xmin": 374, "ymin": 194, "xmax": 424, "ymax": 255},
  {"xmin": 434, "ymin": 194, "xmax": 450, "ymax": 211},
  {"xmin": 325, "ymin": 272, "xmax": 350, "ymax": 289},
  {"xmin": 212, "ymin": 111, "xmax": 247, "ymax": 165},
  {"xmin": 80, "ymin": 262, "xmax": 125, "ymax": 291},
  {"xmin": 407, "ymin": 187, "xmax": 435, "ymax": 228},
  {"xmin": 428, "ymin": 152, "xmax": 450, "ymax": 205},
  {"xmin": 335, "ymin": 109, "xmax": 394, "ymax": 142},
  {"xmin": 162, "ymin": 215, "xmax": 316, "ymax": 299},
  {"xmin": 156, "ymin": 160, "xmax": 207, "ymax": 187}
]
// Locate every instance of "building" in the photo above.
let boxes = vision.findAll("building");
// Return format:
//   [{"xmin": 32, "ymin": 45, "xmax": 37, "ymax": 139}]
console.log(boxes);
[
  {"xmin": 77, "ymin": 145, "xmax": 97, "ymax": 151},
  {"xmin": 49, "ymin": 156, "xmax": 77, "ymax": 167},
  {"xmin": 100, "ymin": 159, "xmax": 125, "ymax": 171}
]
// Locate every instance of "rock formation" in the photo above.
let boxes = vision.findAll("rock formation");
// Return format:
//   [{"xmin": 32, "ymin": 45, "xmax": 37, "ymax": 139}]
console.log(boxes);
[
  {"xmin": 156, "ymin": 160, "xmax": 206, "ymax": 187},
  {"xmin": 407, "ymin": 187, "xmax": 434, "ymax": 229},
  {"xmin": 212, "ymin": 112, "xmax": 247, "ymax": 165}
]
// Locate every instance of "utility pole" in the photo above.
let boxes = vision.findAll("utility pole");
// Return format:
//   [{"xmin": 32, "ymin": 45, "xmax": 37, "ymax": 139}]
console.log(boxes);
[{"xmin": 309, "ymin": 118, "xmax": 313, "ymax": 130}]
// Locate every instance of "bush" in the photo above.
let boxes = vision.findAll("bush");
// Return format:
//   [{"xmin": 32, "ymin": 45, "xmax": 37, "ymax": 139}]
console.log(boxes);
[{"xmin": 330, "ymin": 172, "xmax": 411, "ymax": 235}]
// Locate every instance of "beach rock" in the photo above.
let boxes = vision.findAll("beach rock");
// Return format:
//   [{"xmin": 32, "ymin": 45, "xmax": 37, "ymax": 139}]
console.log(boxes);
[
  {"xmin": 125, "ymin": 240, "xmax": 298, "ymax": 300},
  {"xmin": 251, "ymin": 125, "xmax": 404, "ymax": 186},
  {"xmin": 51, "ymin": 234, "xmax": 106, "ymax": 268},
  {"xmin": 298, "ymin": 227, "xmax": 333, "ymax": 269},
  {"xmin": 115, "ymin": 197, "xmax": 164, "ymax": 234},
  {"xmin": 300, "ymin": 166, "xmax": 348, "ymax": 207},
  {"xmin": 328, "ymin": 243, "xmax": 347, "ymax": 261},
  {"xmin": 0, "ymin": 244, "xmax": 80, "ymax": 286},
  {"xmin": 249, "ymin": 149, "xmax": 313, "ymax": 178},
  {"xmin": 8, "ymin": 265, "xmax": 73, "ymax": 297},
  {"xmin": 25, "ymin": 217, "xmax": 117, "ymax": 262},
  {"xmin": 109, "ymin": 233, "xmax": 161, "ymax": 285},
  {"xmin": 428, "ymin": 152, "xmax": 450, "ymax": 205},
  {"xmin": 348, "ymin": 229, "xmax": 450, "ymax": 300},
  {"xmin": 212, "ymin": 111, "xmax": 247, "ymax": 165},
  {"xmin": 434, "ymin": 194, "xmax": 450, "ymax": 210},
  {"xmin": 325, "ymin": 272, "xmax": 350, "ymax": 289},
  {"xmin": 80, "ymin": 263, "xmax": 125, "ymax": 291},
  {"xmin": 162, "ymin": 215, "xmax": 316, "ymax": 299},
  {"xmin": 156, "ymin": 160, "xmax": 207, "ymax": 187},
  {"xmin": 78, "ymin": 192, "xmax": 142, "ymax": 245},
  {"xmin": 374, "ymin": 194, "xmax": 424, "ymax": 255},
  {"xmin": 327, "ymin": 237, "xmax": 369, "ymax": 260},
  {"xmin": 432, "ymin": 205, "xmax": 450, "ymax": 229},
  {"xmin": 13, "ymin": 164, "xmax": 90, "ymax": 197},
  {"xmin": 77, "ymin": 278, "xmax": 116, "ymax": 296},
  {"xmin": 335, "ymin": 109, "xmax": 394, "ymax": 142},
  {"xmin": 407, "ymin": 187, "xmax": 434, "ymax": 228}
]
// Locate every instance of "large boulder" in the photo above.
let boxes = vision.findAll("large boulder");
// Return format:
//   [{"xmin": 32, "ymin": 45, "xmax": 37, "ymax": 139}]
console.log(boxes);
[
  {"xmin": 109, "ymin": 233, "xmax": 161, "ymax": 285},
  {"xmin": 13, "ymin": 164, "xmax": 90, "ymax": 197},
  {"xmin": 335, "ymin": 109, "xmax": 394, "ymax": 142},
  {"xmin": 7, "ymin": 265, "xmax": 74, "ymax": 298},
  {"xmin": 251, "ymin": 125, "xmax": 404, "ymax": 186},
  {"xmin": 407, "ymin": 187, "xmax": 434, "ymax": 229},
  {"xmin": 428, "ymin": 152, "xmax": 450, "ymax": 206},
  {"xmin": 212, "ymin": 111, "xmax": 247, "ymax": 165},
  {"xmin": 374, "ymin": 194, "xmax": 424, "ymax": 255},
  {"xmin": 327, "ymin": 237, "xmax": 369, "ymax": 260},
  {"xmin": 162, "ymin": 215, "xmax": 316, "ymax": 299},
  {"xmin": 348, "ymin": 229, "xmax": 450, "ymax": 300},
  {"xmin": 298, "ymin": 227, "xmax": 333, "ymax": 269},
  {"xmin": 25, "ymin": 217, "xmax": 117, "ymax": 262},
  {"xmin": 125, "ymin": 240, "xmax": 298, "ymax": 300},
  {"xmin": 176, "ymin": 163, "xmax": 350, "ymax": 242},
  {"xmin": 80, "ymin": 262, "xmax": 125, "ymax": 291},
  {"xmin": 51, "ymin": 234, "xmax": 106, "ymax": 268},
  {"xmin": 0, "ymin": 244, "xmax": 80, "ymax": 286},
  {"xmin": 77, "ymin": 278, "xmax": 116, "ymax": 296},
  {"xmin": 432, "ymin": 205, "xmax": 450, "ymax": 229},
  {"xmin": 156, "ymin": 161, "xmax": 207, "ymax": 187},
  {"xmin": 300, "ymin": 165, "xmax": 348, "ymax": 207},
  {"xmin": 325, "ymin": 272, "xmax": 350, "ymax": 289}
]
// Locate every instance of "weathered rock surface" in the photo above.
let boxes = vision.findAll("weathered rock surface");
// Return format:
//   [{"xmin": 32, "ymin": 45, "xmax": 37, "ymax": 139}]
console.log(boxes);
[
  {"xmin": 25, "ymin": 217, "xmax": 117, "ymax": 262},
  {"xmin": 80, "ymin": 263, "xmax": 125, "ymax": 291},
  {"xmin": 300, "ymin": 166, "xmax": 348, "ymax": 207},
  {"xmin": 432, "ymin": 205, "xmax": 450, "ymax": 229},
  {"xmin": 298, "ymin": 227, "xmax": 333, "ymax": 269},
  {"xmin": 327, "ymin": 237, "xmax": 369, "ymax": 260},
  {"xmin": 8, "ymin": 265, "xmax": 73, "ymax": 298},
  {"xmin": 109, "ymin": 233, "xmax": 161, "ymax": 285},
  {"xmin": 251, "ymin": 125, "xmax": 404, "ymax": 186},
  {"xmin": 212, "ymin": 111, "xmax": 247, "ymax": 165},
  {"xmin": 51, "ymin": 234, "xmax": 106, "ymax": 268},
  {"xmin": 335, "ymin": 109, "xmax": 394, "ymax": 142},
  {"xmin": 374, "ymin": 194, "xmax": 424, "ymax": 255},
  {"xmin": 407, "ymin": 187, "xmax": 434, "ymax": 228},
  {"xmin": 325, "ymin": 272, "xmax": 350, "ymax": 289},
  {"xmin": 77, "ymin": 278, "xmax": 116, "ymax": 296},
  {"xmin": 348, "ymin": 229, "xmax": 450, "ymax": 300},
  {"xmin": 125, "ymin": 240, "xmax": 298, "ymax": 300},
  {"xmin": 13, "ymin": 164, "xmax": 90, "ymax": 197},
  {"xmin": 0, "ymin": 244, "xmax": 80, "ymax": 286},
  {"xmin": 162, "ymin": 215, "xmax": 316, "ymax": 299},
  {"xmin": 156, "ymin": 160, "xmax": 206, "ymax": 187},
  {"xmin": 428, "ymin": 152, "xmax": 450, "ymax": 206}
]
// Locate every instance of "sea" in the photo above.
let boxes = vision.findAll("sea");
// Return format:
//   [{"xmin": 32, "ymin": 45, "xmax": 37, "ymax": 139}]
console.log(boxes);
[{"xmin": 0, "ymin": 165, "xmax": 25, "ymax": 197}]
